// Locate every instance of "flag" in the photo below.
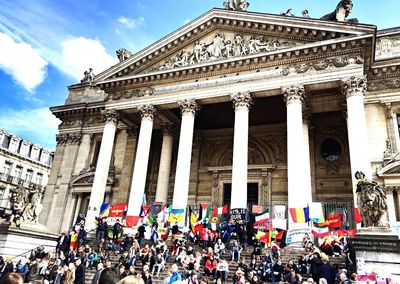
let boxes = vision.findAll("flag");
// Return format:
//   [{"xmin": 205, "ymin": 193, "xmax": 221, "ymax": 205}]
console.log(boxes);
[
  {"xmin": 289, "ymin": 207, "xmax": 310, "ymax": 223},
  {"xmin": 109, "ymin": 204, "xmax": 127, "ymax": 218},
  {"xmin": 99, "ymin": 203, "xmax": 111, "ymax": 218},
  {"xmin": 272, "ymin": 218, "xmax": 287, "ymax": 230},
  {"xmin": 311, "ymin": 227, "xmax": 330, "ymax": 238},
  {"xmin": 274, "ymin": 230, "xmax": 285, "ymax": 240},
  {"xmin": 126, "ymin": 216, "xmax": 140, "ymax": 228},
  {"xmin": 213, "ymin": 205, "xmax": 228, "ymax": 215},
  {"xmin": 354, "ymin": 208, "xmax": 363, "ymax": 223},
  {"xmin": 259, "ymin": 232, "xmax": 270, "ymax": 244},
  {"xmin": 253, "ymin": 210, "xmax": 270, "ymax": 226},
  {"xmin": 255, "ymin": 231, "xmax": 267, "ymax": 241},
  {"xmin": 326, "ymin": 211, "xmax": 341, "ymax": 228},
  {"xmin": 149, "ymin": 203, "xmax": 164, "ymax": 224},
  {"xmin": 189, "ymin": 207, "xmax": 198, "ymax": 232},
  {"xmin": 168, "ymin": 208, "xmax": 184, "ymax": 223},
  {"xmin": 310, "ymin": 202, "xmax": 325, "ymax": 223},
  {"xmin": 199, "ymin": 204, "xmax": 212, "ymax": 220}
]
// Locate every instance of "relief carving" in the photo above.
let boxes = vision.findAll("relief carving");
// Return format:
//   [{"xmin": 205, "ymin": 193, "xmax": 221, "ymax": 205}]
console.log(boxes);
[
  {"xmin": 367, "ymin": 79, "xmax": 400, "ymax": 92},
  {"xmin": 153, "ymin": 32, "xmax": 296, "ymax": 72}
]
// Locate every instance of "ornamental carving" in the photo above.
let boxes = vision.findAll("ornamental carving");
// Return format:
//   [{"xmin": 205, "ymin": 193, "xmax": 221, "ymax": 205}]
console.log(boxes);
[
  {"xmin": 68, "ymin": 132, "xmax": 82, "ymax": 144},
  {"xmin": 367, "ymin": 79, "xmax": 400, "ymax": 92},
  {"xmin": 341, "ymin": 76, "xmax": 367, "ymax": 98},
  {"xmin": 223, "ymin": 0, "xmax": 249, "ymax": 11},
  {"xmin": 116, "ymin": 48, "xmax": 132, "ymax": 62},
  {"xmin": 106, "ymin": 87, "xmax": 154, "ymax": 101},
  {"xmin": 230, "ymin": 92, "xmax": 253, "ymax": 110},
  {"xmin": 59, "ymin": 117, "xmax": 84, "ymax": 128},
  {"xmin": 281, "ymin": 85, "xmax": 305, "ymax": 105},
  {"xmin": 153, "ymin": 32, "xmax": 297, "ymax": 72},
  {"xmin": 282, "ymin": 55, "xmax": 363, "ymax": 76},
  {"xmin": 138, "ymin": 104, "xmax": 157, "ymax": 120},
  {"xmin": 376, "ymin": 36, "xmax": 400, "ymax": 59},
  {"xmin": 101, "ymin": 109, "xmax": 119, "ymax": 124},
  {"xmin": 178, "ymin": 99, "xmax": 200, "ymax": 116},
  {"xmin": 56, "ymin": 133, "xmax": 69, "ymax": 145}
]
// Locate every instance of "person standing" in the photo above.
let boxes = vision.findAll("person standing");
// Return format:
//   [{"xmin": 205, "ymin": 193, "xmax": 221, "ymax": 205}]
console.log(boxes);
[
  {"xmin": 74, "ymin": 259, "xmax": 85, "ymax": 284},
  {"xmin": 169, "ymin": 264, "xmax": 182, "ymax": 284},
  {"xmin": 137, "ymin": 224, "xmax": 146, "ymax": 247},
  {"xmin": 113, "ymin": 219, "xmax": 123, "ymax": 242}
]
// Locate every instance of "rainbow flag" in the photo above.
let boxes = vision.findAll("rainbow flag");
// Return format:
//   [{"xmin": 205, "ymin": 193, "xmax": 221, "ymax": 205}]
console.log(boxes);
[{"xmin": 289, "ymin": 207, "xmax": 310, "ymax": 223}]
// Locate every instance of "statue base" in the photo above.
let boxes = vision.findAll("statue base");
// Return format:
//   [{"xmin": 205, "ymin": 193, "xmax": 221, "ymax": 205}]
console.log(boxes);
[
  {"xmin": 353, "ymin": 227, "xmax": 400, "ymax": 282},
  {"xmin": 0, "ymin": 222, "xmax": 58, "ymax": 259}
]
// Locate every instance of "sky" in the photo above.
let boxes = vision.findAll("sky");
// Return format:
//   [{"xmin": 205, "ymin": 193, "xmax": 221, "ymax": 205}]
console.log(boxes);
[{"xmin": 0, "ymin": 0, "xmax": 399, "ymax": 150}]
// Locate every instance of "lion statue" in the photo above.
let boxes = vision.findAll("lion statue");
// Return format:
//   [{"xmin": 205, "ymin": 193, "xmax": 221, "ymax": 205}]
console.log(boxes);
[
  {"xmin": 321, "ymin": 0, "xmax": 358, "ymax": 23},
  {"xmin": 355, "ymin": 171, "xmax": 388, "ymax": 227}
]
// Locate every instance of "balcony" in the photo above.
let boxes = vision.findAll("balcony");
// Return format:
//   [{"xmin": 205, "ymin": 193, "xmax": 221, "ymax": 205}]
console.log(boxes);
[{"xmin": 0, "ymin": 172, "xmax": 44, "ymax": 191}]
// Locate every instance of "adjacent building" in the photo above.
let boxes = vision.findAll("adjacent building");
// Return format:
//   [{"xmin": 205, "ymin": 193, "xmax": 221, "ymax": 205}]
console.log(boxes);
[
  {"xmin": 41, "ymin": 4, "xmax": 400, "ymax": 233},
  {"xmin": 0, "ymin": 129, "xmax": 53, "ymax": 216}
]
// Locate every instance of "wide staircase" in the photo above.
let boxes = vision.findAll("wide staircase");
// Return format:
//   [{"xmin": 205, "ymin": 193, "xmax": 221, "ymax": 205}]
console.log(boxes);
[{"xmin": 84, "ymin": 240, "xmax": 347, "ymax": 284}]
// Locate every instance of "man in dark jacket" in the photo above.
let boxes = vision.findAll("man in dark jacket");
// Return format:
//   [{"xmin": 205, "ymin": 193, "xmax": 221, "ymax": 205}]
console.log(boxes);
[
  {"xmin": 26, "ymin": 258, "xmax": 39, "ymax": 283},
  {"xmin": 309, "ymin": 252, "xmax": 323, "ymax": 282},
  {"xmin": 319, "ymin": 260, "xmax": 335, "ymax": 284},
  {"xmin": 74, "ymin": 258, "xmax": 85, "ymax": 284},
  {"xmin": 56, "ymin": 233, "xmax": 69, "ymax": 254}
]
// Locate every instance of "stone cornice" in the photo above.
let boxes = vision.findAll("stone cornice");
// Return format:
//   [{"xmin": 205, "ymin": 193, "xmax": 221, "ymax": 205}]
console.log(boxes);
[
  {"xmin": 93, "ymin": 8, "xmax": 375, "ymax": 84},
  {"xmin": 97, "ymin": 35, "xmax": 371, "ymax": 89}
]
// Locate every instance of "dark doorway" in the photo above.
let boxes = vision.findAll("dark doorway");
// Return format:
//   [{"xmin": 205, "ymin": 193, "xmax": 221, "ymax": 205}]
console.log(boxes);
[{"xmin": 223, "ymin": 183, "xmax": 259, "ymax": 208}]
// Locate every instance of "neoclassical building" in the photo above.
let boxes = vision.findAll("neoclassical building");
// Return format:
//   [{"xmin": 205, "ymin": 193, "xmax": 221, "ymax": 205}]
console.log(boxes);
[{"xmin": 41, "ymin": 3, "xmax": 400, "ymax": 233}]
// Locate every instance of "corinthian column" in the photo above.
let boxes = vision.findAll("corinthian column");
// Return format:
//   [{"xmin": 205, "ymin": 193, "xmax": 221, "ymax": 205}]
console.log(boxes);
[
  {"xmin": 126, "ymin": 105, "xmax": 156, "ymax": 217},
  {"xmin": 86, "ymin": 109, "xmax": 118, "ymax": 231},
  {"xmin": 282, "ymin": 85, "xmax": 312, "ymax": 228},
  {"xmin": 155, "ymin": 124, "xmax": 174, "ymax": 204},
  {"xmin": 172, "ymin": 99, "xmax": 199, "ymax": 214},
  {"xmin": 230, "ymin": 92, "xmax": 252, "ymax": 209},
  {"xmin": 341, "ymin": 76, "xmax": 372, "ymax": 207}
]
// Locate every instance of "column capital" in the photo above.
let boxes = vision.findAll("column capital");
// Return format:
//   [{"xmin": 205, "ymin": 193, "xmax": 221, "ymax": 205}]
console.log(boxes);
[
  {"xmin": 281, "ymin": 85, "xmax": 305, "ymax": 105},
  {"xmin": 386, "ymin": 186, "xmax": 396, "ymax": 194},
  {"xmin": 56, "ymin": 133, "xmax": 69, "ymax": 145},
  {"xmin": 384, "ymin": 102, "xmax": 393, "ymax": 118},
  {"xmin": 230, "ymin": 91, "xmax": 253, "ymax": 110},
  {"xmin": 138, "ymin": 104, "xmax": 156, "ymax": 121},
  {"xmin": 341, "ymin": 76, "xmax": 367, "ymax": 98},
  {"xmin": 178, "ymin": 99, "xmax": 200, "ymax": 116},
  {"xmin": 101, "ymin": 109, "xmax": 119, "ymax": 125}
]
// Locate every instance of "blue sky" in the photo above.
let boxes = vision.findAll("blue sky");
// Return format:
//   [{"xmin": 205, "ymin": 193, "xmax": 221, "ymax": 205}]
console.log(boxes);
[{"xmin": 0, "ymin": 0, "xmax": 399, "ymax": 150}]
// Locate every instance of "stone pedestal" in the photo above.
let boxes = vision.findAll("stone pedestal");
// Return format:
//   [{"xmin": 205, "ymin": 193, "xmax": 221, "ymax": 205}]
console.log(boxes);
[
  {"xmin": 0, "ymin": 223, "xmax": 58, "ymax": 260},
  {"xmin": 353, "ymin": 228, "xmax": 400, "ymax": 282}
]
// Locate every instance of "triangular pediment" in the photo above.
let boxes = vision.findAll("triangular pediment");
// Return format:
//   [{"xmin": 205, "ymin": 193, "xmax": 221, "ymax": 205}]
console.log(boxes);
[{"xmin": 94, "ymin": 8, "xmax": 376, "ymax": 84}]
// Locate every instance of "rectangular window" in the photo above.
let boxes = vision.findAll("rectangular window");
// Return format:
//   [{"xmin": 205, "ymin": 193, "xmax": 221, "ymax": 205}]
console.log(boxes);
[
  {"xmin": 36, "ymin": 173, "xmax": 43, "ymax": 185},
  {"xmin": 2, "ymin": 162, "xmax": 12, "ymax": 175},
  {"xmin": 25, "ymin": 170, "xmax": 33, "ymax": 183},
  {"xmin": 14, "ymin": 166, "xmax": 22, "ymax": 178},
  {"xmin": 91, "ymin": 141, "xmax": 101, "ymax": 168}
]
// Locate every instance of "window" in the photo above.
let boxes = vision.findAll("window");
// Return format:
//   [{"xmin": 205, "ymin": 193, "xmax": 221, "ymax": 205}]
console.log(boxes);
[
  {"xmin": 2, "ymin": 162, "xmax": 12, "ymax": 175},
  {"xmin": 25, "ymin": 170, "xmax": 33, "ymax": 183},
  {"xmin": 36, "ymin": 173, "xmax": 43, "ymax": 185},
  {"xmin": 9, "ymin": 139, "xmax": 20, "ymax": 152},
  {"xmin": 14, "ymin": 166, "xmax": 22, "ymax": 178},
  {"xmin": 91, "ymin": 141, "xmax": 102, "ymax": 168},
  {"xmin": 320, "ymin": 138, "xmax": 342, "ymax": 162}
]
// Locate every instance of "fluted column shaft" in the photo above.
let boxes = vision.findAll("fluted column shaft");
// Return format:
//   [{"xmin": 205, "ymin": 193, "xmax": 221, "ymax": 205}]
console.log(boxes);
[
  {"xmin": 341, "ymin": 76, "xmax": 372, "ymax": 208},
  {"xmin": 230, "ymin": 92, "xmax": 252, "ymax": 209},
  {"xmin": 172, "ymin": 99, "xmax": 199, "ymax": 214},
  {"xmin": 303, "ymin": 111, "xmax": 313, "ymax": 206},
  {"xmin": 155, "ymin": 124, "xmax": 174, "ymax": 204},
  {"xmin": 282, "ymin": 85, "xmax": 312, "ymax": 229},
  {"xmin": 127, "ymin": 105, "xmax": 156, "ymax": 217},
  {"xmin": 86, "ymin": 109, "xmax": 118, "ymax": 231}
]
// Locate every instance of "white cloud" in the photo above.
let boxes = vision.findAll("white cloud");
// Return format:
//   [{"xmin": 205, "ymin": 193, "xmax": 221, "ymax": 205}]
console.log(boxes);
[
  {"xmin": 117, "ymin": 16, "xmax": 145, "ymax": 29},
  {"xmin": 0, "ymin": 32, "xmax": 48, "ymax": 92},
  {"xmin": 61, "ymin": 37, "xmax": 118, "ymax": 81},
  {"xmin": 0, "ymin": 108, "xmax": 60, "ymax": 149}
]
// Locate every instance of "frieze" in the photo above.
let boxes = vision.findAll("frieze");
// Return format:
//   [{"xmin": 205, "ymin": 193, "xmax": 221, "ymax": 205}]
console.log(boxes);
[
  {"xmin": 59, "ymin": 117, "xmax": 84, "ymax": 129},
  {"xmin": 352, "ymin": 238, "xmax": 400, "ymax": 253},
  {"xmin": 376, "ymin": 36, "xmax": 400, "ymax": 60},
  {"xmin": 151, "ymin": 32, "xmax": 297, "ymax": 72},
  {"xmin": 367, "ymin": 78, "xmax": 400, "ymax": 92},
  {"xmin": 106, "ymin": 87, "xmax": 154, "ymax": 101},
  {"xmin": 282, "ymin": 55, "xmax": 363, "ymax": 76}
]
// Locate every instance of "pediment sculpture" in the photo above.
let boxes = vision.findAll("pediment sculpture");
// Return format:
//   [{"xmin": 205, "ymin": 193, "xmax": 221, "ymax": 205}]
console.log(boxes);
[
  {"xmin": 320, "ymin": 0, "xmax": 358, "ymax": 23},
  {"xmin": 223, "ymin": 0, "xmax": 249, "ymax": 11},
  {"xmin": 152, "ymin": 32, "xmax": 297, "ymax": 72}
]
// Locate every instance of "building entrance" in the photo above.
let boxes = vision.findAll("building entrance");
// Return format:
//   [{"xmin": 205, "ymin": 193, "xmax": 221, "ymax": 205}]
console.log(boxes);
[{"xmin": 223, "ymin": 183, "xmax": 258, "ymax": 209}]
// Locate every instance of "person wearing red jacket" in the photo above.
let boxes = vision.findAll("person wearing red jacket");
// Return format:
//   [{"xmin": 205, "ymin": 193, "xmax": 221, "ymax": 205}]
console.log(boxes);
[{"xmin": 204, "ymin": 256, "xmax": 217, "ymax": 279}]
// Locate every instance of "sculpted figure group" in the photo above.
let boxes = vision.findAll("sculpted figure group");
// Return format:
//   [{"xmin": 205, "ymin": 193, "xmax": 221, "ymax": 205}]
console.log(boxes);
[
  {"xmin": 9, "ymin": 186, "xmax": 44, "ymax": 227},
  {"xmin": 157, "ymin": 33, "xmax": 295, "ymax": 71}
]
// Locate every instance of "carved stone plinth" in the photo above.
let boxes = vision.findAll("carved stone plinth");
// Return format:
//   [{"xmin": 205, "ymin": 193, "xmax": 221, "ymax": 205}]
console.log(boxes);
[{"xmin": 353, "ymin": 228, "xmax": 400, "ymax": 278}]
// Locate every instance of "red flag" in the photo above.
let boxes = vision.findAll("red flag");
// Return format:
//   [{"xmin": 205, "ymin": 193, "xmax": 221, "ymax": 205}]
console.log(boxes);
[
  {"xmin": 354, "ymin": 208, "xmax": 362, "ymax": 223},
  {"xmin": 274, "ymin": 230, "xmax": 285, "ymax": 240},
  {"xmin": 213, "ymin": 205, "xmax": 228, "ymax": 215},
  {"xmin": 126, "ymin": 216, "xmax": 140, "ymax": 228},
  {"xmin": 109, "ymin": 203, "xmax": 127, "ymax": 218},
  {"xmin": 326, "ymin": 211, "xmax": 341, "ymax": 228},
  {"xmin": 259, "ymin": 232, "xmax": 270, "ymax": 244}
]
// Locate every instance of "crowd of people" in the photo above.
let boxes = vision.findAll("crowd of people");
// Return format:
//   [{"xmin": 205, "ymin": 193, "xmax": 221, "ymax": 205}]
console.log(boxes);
[{"xmin": 0, "ymin": 216, "xmax": 361, "ymax": 284}]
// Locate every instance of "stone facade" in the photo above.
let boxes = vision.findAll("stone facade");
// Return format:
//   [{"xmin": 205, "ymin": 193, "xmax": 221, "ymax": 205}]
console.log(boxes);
[
  {"xmin": 42, "ymin": 8, "xmax": 400, "ymax": 233},
  {"xmin": 0, "ymin": 129, "xmax": 53, "ymax": 216}
]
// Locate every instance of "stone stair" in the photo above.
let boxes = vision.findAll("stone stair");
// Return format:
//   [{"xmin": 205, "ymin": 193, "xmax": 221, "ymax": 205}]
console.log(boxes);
[{"xmin": 84, "ymin": 240, "xmax": 347, "ymax": 284}]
